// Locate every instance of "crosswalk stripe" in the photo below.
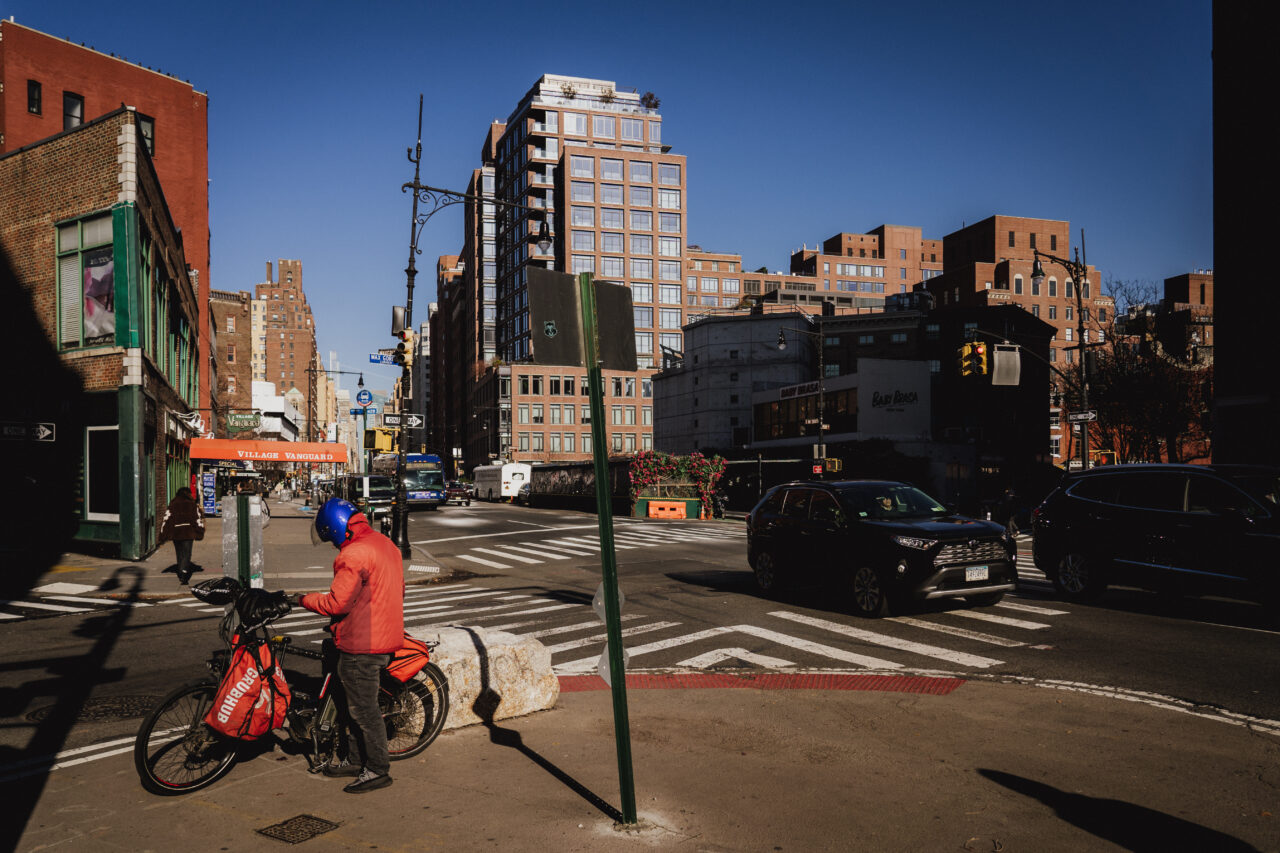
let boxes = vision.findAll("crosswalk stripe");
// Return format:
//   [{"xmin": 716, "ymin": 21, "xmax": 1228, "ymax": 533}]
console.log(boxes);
[
  {"xmin": 948, "ymin": 610, "xmax": 1051, "ymax": 630},
  {"xmin": 557, "ymin": 625, "xmax": 903, "ymax": 672},
  {"xmin": 473, "ymin": 547, "xmax": 542, "ymax": 565},
  {"xmin": 510, "ymin": 615, "xmax": 643, "ymax": 638},
  {"xmin": 0, "ymin": 612, "xmax": 22, "ymax": 620},
  {"xmin": 770, "ymin": 611, "xmax": 1004, "ymax": 668},
  {"xmin": 456, "ymin": 554, "xmax": 512, "ymax": 569},
  {"xmin": 995, "ymin": 601, "xmax": 1068, "ymax": 615},
  {"xmin": 493, "ymin": 545, "xmax": 570, "ymax": 560},
  {"xmin": 0, "ymin": 600, "xmax": 91, "ymax": 613},
  {"xmin": 890, "ymin": 616, "xmax": 1025, "ymax": 647},
  {"xmin": 559, "ymin": 537, "xmax": 617, "ymax": 550},
  {"xmin": 39, "ymin": 595, "xmax": 152, "ymax": 608},
  {"xmin": 409, "ymin": 602, "xmax": 580, "ymax": 627},
  {"xmin": 607, "ymin": 535, "xmax": 662, "ymax": 547},
  {"xmin": 524, "ymin": 541, "xmax": 598, "ymax": 556},
  {"xmin": 542, "ymin": 621, "xmax": 681, "ymax": 654}
]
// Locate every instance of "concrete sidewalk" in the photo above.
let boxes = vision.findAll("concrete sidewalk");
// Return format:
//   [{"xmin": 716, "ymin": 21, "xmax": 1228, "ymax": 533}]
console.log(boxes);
[
  {"xmin": 47, "ymin": 495, "xmax": 437, "ymax": 599},
  {"xmin": 11, "ymin": 673, "xmax": 1278, "ymax": 852}
]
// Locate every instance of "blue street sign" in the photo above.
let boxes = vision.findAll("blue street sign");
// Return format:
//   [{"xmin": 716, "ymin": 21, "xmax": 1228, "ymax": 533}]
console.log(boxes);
[
  {"xmin": 349, "ymin": 406, "xmax": 378, "ymax": 415},
  {"xmin": 356, "ymin": 389, "xmax": 373, "ymax": 406},
  {"xmin": 369, "ymin": 353, "xmax": 396, "ymax": 365}
]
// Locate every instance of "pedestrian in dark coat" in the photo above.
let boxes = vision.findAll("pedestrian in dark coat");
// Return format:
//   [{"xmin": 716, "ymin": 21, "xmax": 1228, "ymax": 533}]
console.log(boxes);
[{"xmin": 160, "ymin": 487, "xmax": 204, "ymax": 584}]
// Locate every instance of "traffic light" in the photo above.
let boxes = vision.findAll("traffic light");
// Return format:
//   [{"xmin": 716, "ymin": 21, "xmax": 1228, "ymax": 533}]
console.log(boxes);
[
  {"xmin": 970, "ymin": 342, "xmax": 989, "ymax": 375},
  {"xmin": 393, "ymin": 329, "xmax": 414, "ymax": 369},
  {"xmin": 957, "ymin": 343, "xmax": 974, "ymax": 376}
]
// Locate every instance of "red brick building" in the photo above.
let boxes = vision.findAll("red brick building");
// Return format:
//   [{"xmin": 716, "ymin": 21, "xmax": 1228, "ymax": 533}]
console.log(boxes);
[
  {"xmin": 0, "ymin": 107, "xmax": 201, "ymax": 558},
  {"xmin": 921, "ymin": 215, "xmax": 1114, "ymax": 466},
  {"xmin": 254, "ymin": 260, "xmax": 318, "ymax": 438},
  {"xmin": 209, "ymin": 289, "xmax": 253, "ymax": 433},
  {"xmin": 1, "ymin": 19, "xmax": 213, "ymax": 419}
]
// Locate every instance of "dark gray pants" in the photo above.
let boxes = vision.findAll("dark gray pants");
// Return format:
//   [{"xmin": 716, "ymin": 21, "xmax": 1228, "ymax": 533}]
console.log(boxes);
[
  {"xmin": 337, "ymin": 651, "xmax": 392, "ymax": 776},
  {"xmin": 173, "ymin": 539, "xmax": 193, "ymax": 575}
]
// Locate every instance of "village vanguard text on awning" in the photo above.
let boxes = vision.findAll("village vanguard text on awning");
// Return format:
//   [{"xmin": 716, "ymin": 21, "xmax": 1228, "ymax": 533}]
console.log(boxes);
[{"xmin": 189, "ymin": 438, "xmax": 348, "ymax": 463}]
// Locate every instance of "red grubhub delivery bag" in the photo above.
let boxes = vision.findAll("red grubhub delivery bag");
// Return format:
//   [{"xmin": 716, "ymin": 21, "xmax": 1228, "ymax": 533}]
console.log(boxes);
[{"xmin": 204, "ymin": 641, "xmax": 291, "ymax": 739}]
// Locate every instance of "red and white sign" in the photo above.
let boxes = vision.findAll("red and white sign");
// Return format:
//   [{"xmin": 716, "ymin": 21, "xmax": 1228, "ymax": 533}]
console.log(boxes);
[
  {"xmin": 189, "ymin": 438, "xmax": 347, "ymax": 463},
  {"xmin": 812, "ymin": 464, "xmax": 823, "ymax": 474}
]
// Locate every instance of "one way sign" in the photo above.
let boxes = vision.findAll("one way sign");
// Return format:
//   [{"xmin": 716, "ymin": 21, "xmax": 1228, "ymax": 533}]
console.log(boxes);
[{"xmin": 403, "ymin": 414, "xmax": 424, "ymax": 429}]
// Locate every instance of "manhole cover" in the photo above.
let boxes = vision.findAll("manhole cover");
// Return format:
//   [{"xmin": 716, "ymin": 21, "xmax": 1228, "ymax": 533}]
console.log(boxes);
[
  {"xmin": 26, "ymin": 695, "xmax": 162, "ymax": 723},
  {"xmin": 258, "ymin": 814, "xmax": 340, "ymax": 844}
]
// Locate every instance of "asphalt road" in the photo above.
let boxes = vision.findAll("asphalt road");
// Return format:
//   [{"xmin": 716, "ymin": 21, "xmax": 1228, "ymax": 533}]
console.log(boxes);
[{"xmin": 398, "ymin": 500, "xmax": 1280, "ymax": 723}]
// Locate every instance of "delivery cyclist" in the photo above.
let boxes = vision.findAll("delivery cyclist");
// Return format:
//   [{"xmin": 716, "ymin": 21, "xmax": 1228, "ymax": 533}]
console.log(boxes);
[{"xmin": 295, "ymin": 498, "xmax": 404, "ymax": 793}]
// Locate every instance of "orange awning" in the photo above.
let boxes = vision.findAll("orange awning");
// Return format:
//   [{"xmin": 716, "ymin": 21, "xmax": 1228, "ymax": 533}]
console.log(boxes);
[{"xmin": 189, "ymin": 438, "xmax": 348, "ymax": 463}]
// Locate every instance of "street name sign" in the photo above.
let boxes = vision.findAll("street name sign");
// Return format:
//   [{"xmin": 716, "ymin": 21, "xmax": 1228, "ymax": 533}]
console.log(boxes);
[
  {"xmin": 369, "ymin": 353, "xmax": 396, "ymax": 365},
  {"xmin": 350, "ymin": 406, "xmax": 379, "ymax": 415}
]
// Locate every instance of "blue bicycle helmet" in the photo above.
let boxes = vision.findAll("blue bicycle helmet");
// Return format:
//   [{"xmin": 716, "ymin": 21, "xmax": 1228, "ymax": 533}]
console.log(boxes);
[{"xmin": 312, "ymin": 498, "xmax": 358, "ymax": 547}]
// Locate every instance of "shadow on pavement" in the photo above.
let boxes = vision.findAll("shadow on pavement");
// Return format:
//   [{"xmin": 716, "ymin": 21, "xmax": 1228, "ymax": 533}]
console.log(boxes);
[
  {"xmin": 978, "ymin": 769, "xmax": 1261, "ymax": 852},
  {"xmin": 461, "ymin": 626, "xmax": 623, "ymax": 823},
  {"xmin": 0, "ymin": 564, "xmax": 142, "ymax": 852}
]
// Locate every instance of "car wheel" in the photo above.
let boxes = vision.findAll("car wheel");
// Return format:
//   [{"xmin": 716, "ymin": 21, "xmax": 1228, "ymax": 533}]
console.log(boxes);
[
  {"xmin": 752, "ymin": 551, "xmax": 785, "ymax": 596},
  {"xmin": 1053, "ymin": 552, "xmax": 1105, "ymax": 601},
  {"xmin": 966, "ymin": 592, "xmax": 1005, "ymax": 607},
  {"xmin": 850, "ymin": 566, "xmax": 890, "ymax": 618}
]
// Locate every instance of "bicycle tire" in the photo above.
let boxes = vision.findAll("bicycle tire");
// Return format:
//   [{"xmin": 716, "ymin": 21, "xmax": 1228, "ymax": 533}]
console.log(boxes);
[
  {"xmin": 134, "ymin": 680, "xmax": 238, "ymax": 795},
  {"xmin": 383, "ymin": 663, "xmax": 449, "ymax": 760}
]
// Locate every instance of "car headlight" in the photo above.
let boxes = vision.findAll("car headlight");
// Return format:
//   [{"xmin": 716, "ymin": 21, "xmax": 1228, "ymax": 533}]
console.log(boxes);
[{"xmin": 892, "ymin": 535, "xmax": 936, "ymax": 550}]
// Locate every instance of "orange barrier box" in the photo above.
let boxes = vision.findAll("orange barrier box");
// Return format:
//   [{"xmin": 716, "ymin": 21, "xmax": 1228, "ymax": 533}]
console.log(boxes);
[{"xmin": 647, "ymin": 501, "xmax": 687, "ymax": 519}]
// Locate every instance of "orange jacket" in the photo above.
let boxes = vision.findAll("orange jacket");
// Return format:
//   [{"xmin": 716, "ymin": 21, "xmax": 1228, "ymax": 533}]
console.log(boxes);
[{"xmin": 299, "ymin": 514, "xmax": 404, "ymax": 654}]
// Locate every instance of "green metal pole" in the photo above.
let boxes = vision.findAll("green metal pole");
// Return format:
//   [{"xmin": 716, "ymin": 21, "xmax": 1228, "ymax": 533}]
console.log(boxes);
[{"xmin": 579, "ymin": 272, "xmax": 637, "ymax": 825}]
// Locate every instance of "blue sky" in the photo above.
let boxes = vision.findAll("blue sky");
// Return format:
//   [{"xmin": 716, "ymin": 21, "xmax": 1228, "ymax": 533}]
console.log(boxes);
[{"xmin": 6, "ymin": 0, "xmax": 1213, "ymax": 397}]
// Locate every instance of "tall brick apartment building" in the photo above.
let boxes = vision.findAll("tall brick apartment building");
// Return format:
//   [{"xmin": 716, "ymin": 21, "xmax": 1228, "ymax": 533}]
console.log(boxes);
[
  {"xmin": 254, "ymin": 260, "xmax": 318, "ymax": 439},
  {"xmin": 439, "ymin": 74, "xmax": 690, "ymax": 474},
  {"xmin": 0, "ymin": 108, "xmax": 201, "ymax": 558},
  {"xmin": 0, "ymin": 19, "xmax": 213, "ymax": 424}
]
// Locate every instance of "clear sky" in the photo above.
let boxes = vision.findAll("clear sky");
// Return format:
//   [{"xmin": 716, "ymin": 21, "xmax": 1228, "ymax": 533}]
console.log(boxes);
[{"xmin": 6, "ymin": 0, "xmax": 1213, "ymax": 398}]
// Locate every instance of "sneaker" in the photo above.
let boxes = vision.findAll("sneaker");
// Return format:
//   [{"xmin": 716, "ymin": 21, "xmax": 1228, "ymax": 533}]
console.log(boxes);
[
  {"xmin": 322, "ymin": 759, "xmax": 363, "ymax": 778},
  {"xmin": 343, "ymin": 770, "xmax": 392, "ymax": 793}
]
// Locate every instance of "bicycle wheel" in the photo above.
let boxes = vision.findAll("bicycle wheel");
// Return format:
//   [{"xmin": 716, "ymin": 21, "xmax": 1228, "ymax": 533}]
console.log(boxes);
[
  {"xmin": 134, "ymin": 681, "xmax": 238, "ymax": 795},
  {"xmin": 382, "ymin": 663, "xmax": 449, "ymax": 760}
]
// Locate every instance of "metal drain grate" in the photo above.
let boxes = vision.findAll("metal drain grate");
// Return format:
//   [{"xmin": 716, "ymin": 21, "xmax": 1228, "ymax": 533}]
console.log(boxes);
[
  {"xmin": 26, "ymin": 695, "xmax": 162, "ymax": 723},
  {"xmin": 257, "ymin": 814, "xmax": 340, "ymax": 844}
]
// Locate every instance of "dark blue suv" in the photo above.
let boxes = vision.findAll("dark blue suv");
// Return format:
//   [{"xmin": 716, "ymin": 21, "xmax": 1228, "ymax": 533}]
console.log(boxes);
[
  {"xmin": 746, "ymin": 480, "xmax": 1016, "ymax": 617},
  {"xmin": 1032, "ymin": 464, "xmax": 1280, "ymax": 608}
]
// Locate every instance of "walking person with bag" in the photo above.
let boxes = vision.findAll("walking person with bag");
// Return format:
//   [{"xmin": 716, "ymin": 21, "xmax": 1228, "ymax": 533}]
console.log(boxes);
[
  {"xmin": 159, "ymin": 487, "xmax": 204, "ymax": 585},
  {"xmin": 294, "ymin": 498, "xmax": 405, "ymax": 793}
]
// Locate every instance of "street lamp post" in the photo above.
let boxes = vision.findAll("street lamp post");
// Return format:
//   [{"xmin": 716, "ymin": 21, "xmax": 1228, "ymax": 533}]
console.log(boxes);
[
  {"xmin": 398, "ymin": 95, "xmax": 551, "ymax": 556},
  {"xmin": 776, "ymin": 317, "xmax": 826, "ymax": 474},
  {"xmin": 1031, "ymin": 233, "xmax": 1092, "ymax": 470}
]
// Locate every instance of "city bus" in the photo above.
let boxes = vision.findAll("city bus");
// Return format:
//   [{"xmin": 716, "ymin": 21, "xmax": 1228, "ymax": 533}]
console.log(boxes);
[
  {"xmin": 472, "ymin": 462, "xmax": 532, "ymax": 501},
  {"xmin": 372, "ymin": 452, "xmax": 446, "ymax": 510}
]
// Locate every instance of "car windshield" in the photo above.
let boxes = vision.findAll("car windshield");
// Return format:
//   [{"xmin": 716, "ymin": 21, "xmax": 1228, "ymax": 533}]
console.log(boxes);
[
  {"xmin": 367, "ymin": 476, "xmax": 396, "ymax": 498},
  {"xmin": 404, "ymin": 469, "xmax": 444, "ymax": 490},
  {"xmin": 1220, "ymin": 471, "xmax": 1280, "ymax": 509},
  {"xmin": 838, "ymin": 484, "xmax": 948, "ymax": 519}
]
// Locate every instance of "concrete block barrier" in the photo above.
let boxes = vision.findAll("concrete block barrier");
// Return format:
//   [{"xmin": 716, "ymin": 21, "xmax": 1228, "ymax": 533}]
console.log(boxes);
[{"xmin": 419, "ymin": 626, "xmax": 560, "ymax": 730}]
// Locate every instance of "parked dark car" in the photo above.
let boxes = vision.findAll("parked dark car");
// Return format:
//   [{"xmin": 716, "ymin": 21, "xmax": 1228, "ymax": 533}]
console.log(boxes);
[
  {"xmin": 1032, "ymin": 464, "xmax": 1280, "ymax": 608},
  {"xmin": 445, "ymin": 481, "xmax": 471, "ymax": 506},
  {"xmin": 514, "ymin": 482, "xmax": 532, "ymax": 506},
  {"xmin": 746, "ymin": 480, "xmax": 1016, "ymax": 617}
]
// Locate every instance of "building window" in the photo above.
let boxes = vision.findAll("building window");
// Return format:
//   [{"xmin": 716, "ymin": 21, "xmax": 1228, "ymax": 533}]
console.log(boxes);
[
  {"xmin": 630, "ymin": 186, "xmax": 652, "ymax": 207},
  {"xmin": 227, "ymin": 345, "xmax": 236, "ymax": 363},
  {"xmin": 634, "ymin": 306, "xmax": 653, "ymax": 327},
  {"xmin": 600, "ymin": 184, "xmax": 624, "ymax": 205},
  {"xmin": 593, "ymin": 114, "xmax": 615, "ymax": 139},
  {"xmin": 659, "ymin": 237, "xmax": 682, "ymax": 257},
  {"xmin": 1014, "ymin": 275, "xmax": 1024, "ymax": 295},
  {"xmin": 630, "ymin": 161, "xmax": 652, "ymax": 183},
  {"xmin": 659, "ymin": 213, "xmax": 681, "ymax": 233},
  {"xmin": 635, "ymin": 332, "xmax": 653, "ymax": 353},
  {"xmin": 1008, "ymin": 230, "xmax": 1016, "ymax": 248},
  {"xmin": 658, "ymin": 262, "xmax": 681, "ymax": 282},
  {"xmin": 620, "ymin": 117, "xmax": 643, "ymax": 141},
  {"xmin": 564, "ymin": 112, "xmax": 587, "ymax": 136},
  {"xmin": 658, "ymin": 284, "xmax": 681, "ymax": 304},
  {"xmin": 659, "ymin": 308, "xmax": 681, "ymax": 329},
  {"xmin": 657, "ymin": 189, "xmax": 681, "ymax": 210},
  {"xmin": 28, "ymin": 80, "xmax": 42, "ymax": 114},
  {"xmin": 570, "ymin": 181, "xmax": 594, "ymax": 202},
  {"xmin": 63, "ymin": 92, "xmax": 84, "ymax": 131},
  {"xmin": 85, "ymin": 426, "xmax": 121, "ymax": 521},
  {"xmin": 571, "ymin": 205, "xmax": 594, "ymax": 226},
  {"xmin": 631, "ymin": 210, "xmax": 652, "ymax": 231},
  {"xmin": 138, "ymin": 115, "xmax": 155, "ymax": 155},
  {"xmin": 1049, "ymin": 305, "xmax": 1057, "ymax": 320},
  {"xmin": 56, "ymin": 214, "xmax": 115, "ymax": 349},
  {"xmin": 601, "ymin": 209, "xmax": 624, "ymax": 229},
  {"xmin": 570, "ymin": 155, "xmax": 594, "ymax": 177},
  {"xmin": 1050, "ymin": 234, "xmax": 1058, "ymax": 252},
  {"xmin": 631, "ymin": 234, "xmax": 653, "ymax": 255},
  {"xmin": 631, "ymin": 258, "xmax": 653, "ymax": 280}
]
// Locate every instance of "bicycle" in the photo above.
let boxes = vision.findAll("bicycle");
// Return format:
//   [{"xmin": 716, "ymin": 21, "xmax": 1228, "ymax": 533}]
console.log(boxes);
[{"xmin": 133, "ymin": 577, "xmax": 449, "ymax": 795}]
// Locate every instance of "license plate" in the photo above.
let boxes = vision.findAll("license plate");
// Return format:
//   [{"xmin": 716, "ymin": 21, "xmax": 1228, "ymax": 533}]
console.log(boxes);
[{"xmin": 965, "ymin": 566, "xmax": 989, "ymax": 582}]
